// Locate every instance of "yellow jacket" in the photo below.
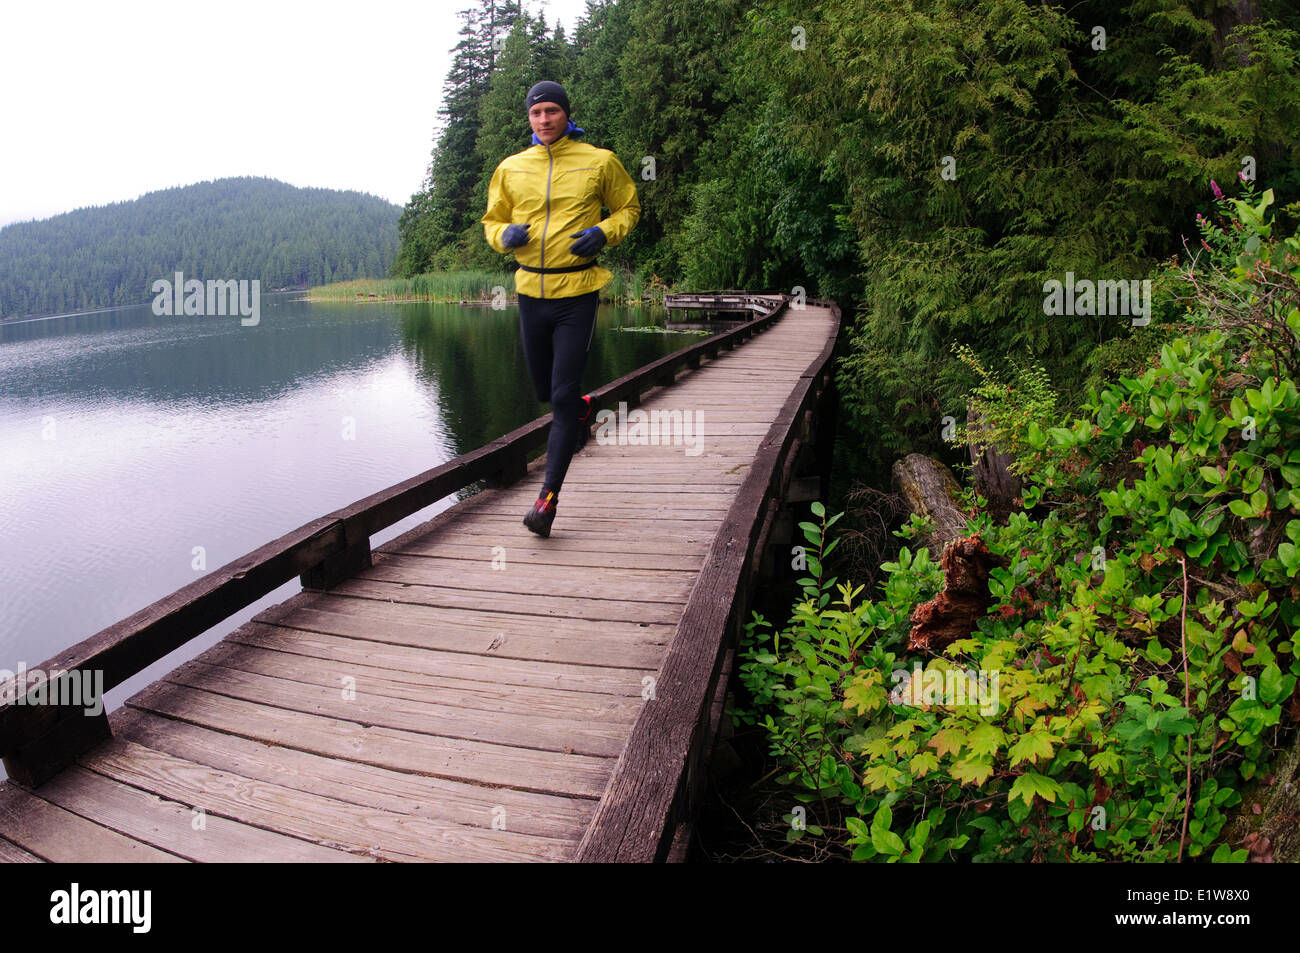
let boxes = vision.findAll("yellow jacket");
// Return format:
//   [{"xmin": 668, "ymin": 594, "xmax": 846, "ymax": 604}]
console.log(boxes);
[{"xmin": 482, "ymin": 133, "xmax": 640, "ymax": 299}]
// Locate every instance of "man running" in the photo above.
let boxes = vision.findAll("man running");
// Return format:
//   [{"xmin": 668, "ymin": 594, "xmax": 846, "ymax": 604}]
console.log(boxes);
[{"xmin": 482, "ymin": 80, "xmax": 641, "ymax": 537}]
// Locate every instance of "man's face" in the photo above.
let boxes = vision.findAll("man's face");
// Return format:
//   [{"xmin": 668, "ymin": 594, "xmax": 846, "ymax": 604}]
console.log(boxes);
[{"xmin": 528, "ymin": 102, "xmax": 566, "ymax": 145}]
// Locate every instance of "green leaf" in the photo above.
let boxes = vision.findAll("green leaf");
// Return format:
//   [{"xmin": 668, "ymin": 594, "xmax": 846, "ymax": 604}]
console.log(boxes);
[
  {"xmin": 1007, "ymin": 795, "xmax": 1032, "ymax": 824},
  {"xmin": 1259, "ymin": 663, "xmax": 1294, "ymax": 705},
  {"xmin": 950, "ymin": 756, "xmax": 994, "ymax": 785},
  {"xmin": 910, "ymin": 819, "xmax": 931, "ymax": 851},
  {"xmin": 871, "ymin": 805, "xmax": 904, "ymax": 855},
  {"xmin": 1010, "ymin": 771, "xmax": 1064, "ymax": 806},
  {"xmin": 966, "ymin": 723, "xmax": 1005, "ymax": 758},
  {"xmin": 1008, "ymin": 730, "xmax": 1056, "ymax": 766},
  {"xmin": 1229, "ymin": 498, "xmax": 1256, "ymax": 518},
  {"xmin": 1144, "ymin": 640, "xmax": 1173, "ymax": 665},
  {"xmin": 908, "ymin": 750, "xmax": 940, "ymax": 778}
]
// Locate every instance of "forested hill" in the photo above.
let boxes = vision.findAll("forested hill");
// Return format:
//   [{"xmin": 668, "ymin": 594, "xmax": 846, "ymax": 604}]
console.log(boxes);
[{"xmin": 0, "ymin": 177, "xmax": 400, "ymax": 320}]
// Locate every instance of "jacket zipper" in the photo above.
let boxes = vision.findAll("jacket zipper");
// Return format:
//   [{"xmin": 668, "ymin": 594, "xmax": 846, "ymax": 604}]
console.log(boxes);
[{"xmin": 541, "ymin": 141, "xmax": 554, "ymax": 299}]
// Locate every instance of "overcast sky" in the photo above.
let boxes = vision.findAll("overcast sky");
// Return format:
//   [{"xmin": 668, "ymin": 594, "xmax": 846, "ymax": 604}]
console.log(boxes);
[{"xmin": 0, "ymin": 0, "xmax": 593, "ymax": 227}]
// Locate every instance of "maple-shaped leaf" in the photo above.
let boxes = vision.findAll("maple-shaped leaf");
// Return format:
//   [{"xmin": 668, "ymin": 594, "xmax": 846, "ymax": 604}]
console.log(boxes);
[
  {"xmin": 950, "ymin": 756, "xmax": 995, "ymax": 785},
  {"xmin": 1009, "ymin": 730, "xmax": 1057, "ymax": 766},
  {"xmin": 862, "ymin": 737, "xmax": 895, "ymax": 759},
  {"xmin": 843, "ymin": 678, "xmax": 886, "ymax": 715},
  {"xmin": 928, "ymin": 727, "xmax": 967, "ymax": 759},
  {"xmin": 1080, "ymin": 673, "xmax": 1113, "ymax": 701},
  {"xmin": 1089, "ymin": 748, "xmax": 1122, "ymax": 775},
  {"xmin": 1010, "ymin": 771, "xmax": 1063, "ymax": 805},
  {"xmin": 864, "ymin": 763, "xmax": 902, "ymax": 792},
  {"xmin": 966, "ymin": 723, "xmax": 1006, "ymax": 758},
  {"xmin": 1013, "ymin": 695, "xmax": 1049, "ymax": 720},
  {"xmin": 909, "ymin": 750, "xmax": 940, "ymax": 778},
  {"xmin": 887, "ymin": 719, "xmax": 920, "ymax": 740},
  {"xmin": 893, "ymin": 737, "xmax": 919, "ymax": 758}
]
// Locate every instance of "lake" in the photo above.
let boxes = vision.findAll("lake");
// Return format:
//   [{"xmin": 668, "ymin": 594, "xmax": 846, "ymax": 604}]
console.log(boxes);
[{"xmin": 0, "ymin": 293, "xmax": 693, "ymax": 733}]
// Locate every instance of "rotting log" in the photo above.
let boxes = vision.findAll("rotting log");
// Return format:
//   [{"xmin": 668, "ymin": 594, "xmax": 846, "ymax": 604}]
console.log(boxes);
[
  {"xmin": 907, "ymin": 534, "xmax": 1004, "ymax": 654},
  {"xmin": 891, "ymin": 453, "xmax": 969, "ymax": 551}
]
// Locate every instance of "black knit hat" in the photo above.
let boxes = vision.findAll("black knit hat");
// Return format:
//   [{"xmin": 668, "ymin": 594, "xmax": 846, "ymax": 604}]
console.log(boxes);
[{"xmin": 525, "ymin": 81, "xmax": 569, "ymax": 117}]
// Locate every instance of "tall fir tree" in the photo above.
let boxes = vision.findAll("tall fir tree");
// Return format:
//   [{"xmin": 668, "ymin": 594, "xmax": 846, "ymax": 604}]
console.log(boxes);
[{"xmin": 395, "ymin": 0, "xmax": 525, "ymax": 276}]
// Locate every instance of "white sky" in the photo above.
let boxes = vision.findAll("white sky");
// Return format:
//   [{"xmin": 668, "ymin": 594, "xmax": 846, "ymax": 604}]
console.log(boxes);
[{"xmin": 0, "ymin": 0, "xmax": 593, "ymax": 226}]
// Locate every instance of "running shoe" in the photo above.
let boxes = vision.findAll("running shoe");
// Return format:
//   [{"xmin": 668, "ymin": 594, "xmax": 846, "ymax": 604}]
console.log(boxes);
[{"xmin": 523, "ymin": 490, "xmax": 558, "ymax": 537}]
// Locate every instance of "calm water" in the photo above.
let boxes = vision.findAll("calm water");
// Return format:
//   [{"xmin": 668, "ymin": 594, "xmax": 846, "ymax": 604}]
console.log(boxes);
[{"xmin": 0, "ymin": 294, "xmax": 690, "ymax": 729}]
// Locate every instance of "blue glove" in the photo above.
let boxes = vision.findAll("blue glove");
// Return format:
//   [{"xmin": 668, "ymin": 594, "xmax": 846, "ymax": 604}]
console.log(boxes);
[
  {"xmin": 569, "ymin": 226, "xmax": 606, "ymax": 257},
  {"xmin": 503, "ymin": 223, "xmax": 530, "ymax": 248}
]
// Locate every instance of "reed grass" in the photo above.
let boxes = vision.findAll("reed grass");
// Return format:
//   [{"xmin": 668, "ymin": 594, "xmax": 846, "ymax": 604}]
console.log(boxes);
[
  {"xmin": 307, "ymin": 267, "xmax": 671, "ymax": 305},
  {"xmin": 306, "ymin": 271, "xmax": 515, "ymax": 302}
]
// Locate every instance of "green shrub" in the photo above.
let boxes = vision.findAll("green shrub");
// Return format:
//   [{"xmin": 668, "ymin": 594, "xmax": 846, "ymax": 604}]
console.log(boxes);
[{"xmin": 734, "ymin": 182, "xmax": 1300, "ymax": 862}]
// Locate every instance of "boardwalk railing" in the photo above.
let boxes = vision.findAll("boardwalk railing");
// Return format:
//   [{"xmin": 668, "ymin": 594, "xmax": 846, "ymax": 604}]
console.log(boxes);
[
  {"xmin": 0, "ymin": 294, "xmax": 792, "ymax": 788},
  {"xmin": 663, "ymin": 291, "xmax": 780, "ymax": 314},
  {"xmin": 577, "ymin": 296, "xmax": 841, "ymax": 861}
]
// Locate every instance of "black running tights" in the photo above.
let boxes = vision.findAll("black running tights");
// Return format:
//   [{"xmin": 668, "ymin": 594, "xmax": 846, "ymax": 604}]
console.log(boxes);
[{"xmin": 517, "ymin": 290, "xmax": 598, "ymax": 493}]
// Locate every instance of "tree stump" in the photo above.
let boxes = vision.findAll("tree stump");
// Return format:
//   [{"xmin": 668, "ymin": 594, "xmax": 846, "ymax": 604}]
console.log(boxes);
[
  {"xmin": 968, "ymin": 408, "xmax": 1021, "ymax": 521},
  {"xmin": 891, "ymin": 453, "xmax": 968, "ymax": 551}
]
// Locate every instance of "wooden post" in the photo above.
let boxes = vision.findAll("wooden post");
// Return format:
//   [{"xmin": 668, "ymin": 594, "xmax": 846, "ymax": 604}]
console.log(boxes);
[
  {"xmin": 3, "ymin": 707, "xmax": 111, "ymax": 788},
  {"xmin": 485, "ymin": 444, "xmax": 527, "ymax": 489},
  {"xmin": 299, "ymin": 537, "xmax": 372, "ymax": 590}
]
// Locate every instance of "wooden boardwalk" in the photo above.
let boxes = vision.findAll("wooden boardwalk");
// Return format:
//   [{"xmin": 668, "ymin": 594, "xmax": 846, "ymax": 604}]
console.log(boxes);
[{"xmin": 0, "ymin": 295, "xmax": 839, "ymax": 862}]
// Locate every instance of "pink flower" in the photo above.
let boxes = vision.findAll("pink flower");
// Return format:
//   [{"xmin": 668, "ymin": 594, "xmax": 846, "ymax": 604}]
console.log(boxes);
[
  {"xmin": 1211, "ymin": 180, "xmax": 1223, "ymax": 200},
  {"xmin": 1238, "ymin": 170, "xmax": 1248, "ymax": 182}
]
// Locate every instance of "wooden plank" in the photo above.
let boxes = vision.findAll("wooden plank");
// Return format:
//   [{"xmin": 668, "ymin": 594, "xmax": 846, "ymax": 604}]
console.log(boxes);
[
  {"xmin": 460, "ymin": 502, "xmax": 732, "ymax": 520},
  {"xmin": 159, "ymin": 658, "xmax": 632, "ymax": 758},
  {"xmin": 411, "ymin": 503, "xmax": 724, "ymax": 530},
  {"xmin": 435, "ymin": 513, "xmax": 723, "ymax": 536},
  {"xmin": 377, "ymin": 539, "xmax": 700, "ymax": 571},
  {"xmin": 258, "ymin": 587, "xmax": 676, "ymax": 643},
  {"xmin": 0, "ymin": 835, "xmax": 43, "ymax": 862},
  {"xmin": 314, "ymin": 578, "xmax": 684, "ymax": 627},
  {"xmin": 363, "ymin": 553, "xmax": 698, "ymax": 602},
  {"xmin": 126, "ymin": 681, "xmax": 615, "ymax": 798},
  {"xmin": 79, "ymin": 739, "xmax": 571, "ymax": 862},
  {"xmin": 111, "ymin": 708, "xmax": 594, "ymax": 841},
  {"xmin": 479, "ymin": 485, "xmax": 742, "ymax": 499},
  {"xmin": 0, "ymin": 781, "xmax": 185, "ymax": 863},
  {"xmin": 380, "ymin": 525, "xmax": 715, "ymax": 556},
  {"xmin": 194, "ymin": 641, "xmax": 643, "ymax": 724},
  {"xmin": 464, "ymin": 488, "xmax": 739, "ymax": 507},
  {"xmin": 36, "ymin": 764, "xmax": 370, "ymax": 862},
  {"xmin": 226, "ymin": 623, "xmax": 650, "ymax": 696},
  {"xmin": 255, "ymin": 599, "xmax": 672, "ymax": 667}
]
